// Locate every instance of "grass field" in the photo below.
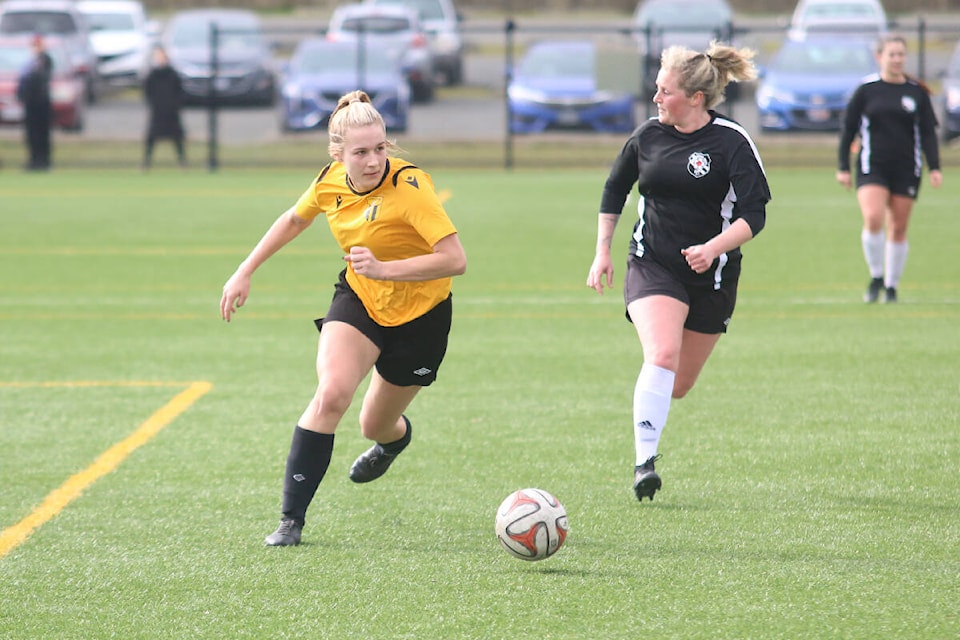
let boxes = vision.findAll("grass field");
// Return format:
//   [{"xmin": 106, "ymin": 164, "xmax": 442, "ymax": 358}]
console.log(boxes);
[{"xmin": 1, "ymin": 164, "xmax": 958, "ymax": 639}]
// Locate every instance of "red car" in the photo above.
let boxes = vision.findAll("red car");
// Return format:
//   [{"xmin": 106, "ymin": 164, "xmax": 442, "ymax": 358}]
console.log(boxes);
[{"xmin": 0, "ymin": 36, "xmax": 86, "ymax": 131}]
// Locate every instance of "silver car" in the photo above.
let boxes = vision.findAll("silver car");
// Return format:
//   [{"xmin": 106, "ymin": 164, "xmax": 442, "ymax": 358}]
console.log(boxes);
[
  {"xmin": 327, "ymin": 2, "xmax": 434, "ymax": 103},
  {"xmin": 366, "ymin": 0, "xmax": 463, "ymax": 86}
]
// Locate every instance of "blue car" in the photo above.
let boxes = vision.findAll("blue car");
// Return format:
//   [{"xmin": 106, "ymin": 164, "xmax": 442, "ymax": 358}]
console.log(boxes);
[
  {"xmin": 278, "ymin": 38, "xmax": 410, "ymax": 133},
  {"xmin": 508, "ymin": 40, "xmax": 636, "ymax": 135},
  {"xmin": 757, "ymin": 37, "xmax": 877, "ymax": 132}
]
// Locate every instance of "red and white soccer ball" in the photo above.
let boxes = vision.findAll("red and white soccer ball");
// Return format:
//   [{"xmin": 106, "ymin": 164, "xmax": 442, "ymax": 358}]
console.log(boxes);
[{"xmin": 495, "ymin": 488, "xmax": 569, "ymax": 561}]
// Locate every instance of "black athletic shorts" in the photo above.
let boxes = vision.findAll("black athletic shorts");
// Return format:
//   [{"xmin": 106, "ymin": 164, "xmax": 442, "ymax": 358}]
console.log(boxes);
[
  {"xmin": 623, "ymin": 255, "xmax": 738, "ymax": 334},
  {"xmin": 856, "ymin": 158, "xmax": 921, "ymax": 199},
  {"xmin": 315, "ymin": 270, "xmax": 452, "ymax": 387}
]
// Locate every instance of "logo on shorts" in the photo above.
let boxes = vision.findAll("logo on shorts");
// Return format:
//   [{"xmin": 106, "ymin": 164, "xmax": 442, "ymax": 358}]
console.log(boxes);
[
  {"xmin": 688, "ymin": 152, "xmax": 711, "ymax": 178},
  {"xmin": 901, "ymin": 95, "xmax": 917, "ymax": 113},
  {"xmin": 413, "ymin": 367, "xmax": 432, "ymax": 376}
]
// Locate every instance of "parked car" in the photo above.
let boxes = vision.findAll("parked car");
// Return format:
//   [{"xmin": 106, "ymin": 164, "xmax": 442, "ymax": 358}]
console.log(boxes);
[
  {"xmin": 278, "ymin": 38, "xmax": 409, "ymax": 133},
  {"xmin": 161, "ymin": 8, "xmax": 276, "ymax": 106},
  {"xmin": 940, "ymin": 39, "xmax": 960, "ymax": 141},
  {"xmin": 366, "ymin": 0, "xmax": 463, "ymax": 85},
  {"xmin": 0, "ymin": 35, "xmax": 86, "ymax": 130},
  {"xmin": 508, "ymin": 40, "xmax": 636, "ymax": 135},
  {"xmin": 327, "ymin": 2, "xmax": 434, "ymax": 103},
  {"xmin": 0, "ymin": 0, "xmax": 100, "ymax": 102},
  {"xmin": 78, "ymin": 0, "xmax": 153, "ymax": 87},
  {"xmin": 787, "ymin": 0, "xmax": 888, "ymax": 41},
  {"xmin": 756, "ymin": 36, "xmax": 877, "ymax": 132},
  {"xmin": 632, "ymin": 0, "xmax": 734, "ymax": 97}
]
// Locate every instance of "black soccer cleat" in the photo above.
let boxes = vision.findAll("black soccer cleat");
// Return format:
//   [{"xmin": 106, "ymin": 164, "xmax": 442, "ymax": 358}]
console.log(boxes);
[
  {"xmin": 633, "ymin": 454, "xmax": 663, "ymax": 502},
  {"xmin": 349, "ymin": 417, "xmax": 411, "ymax": 483},
  {"xmin": 265, "ymin": 518, "xmax": 302, "ymax": 547},
  {"xmin": 884, "ymin": 287, "xmax": 897, "ymax": 304},
  {"xmin": 864, "ymin": 277, "xmax": 884, "ymax": 303}
]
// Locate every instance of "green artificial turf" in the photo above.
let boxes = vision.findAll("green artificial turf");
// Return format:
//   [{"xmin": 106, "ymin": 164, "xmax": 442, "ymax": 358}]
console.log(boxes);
[{"xmin": 1, "ymin": 166, "xmax": 957, "ymax": 639}]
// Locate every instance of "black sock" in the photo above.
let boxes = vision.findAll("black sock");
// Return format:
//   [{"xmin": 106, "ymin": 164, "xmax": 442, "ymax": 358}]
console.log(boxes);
[
  {"xmin": 380, "ymin": 415, "xmax": 412, "ymax": 455},
  {"xmin": 280, "ymin": 426, "xmax": 334, "ymax": 526}
]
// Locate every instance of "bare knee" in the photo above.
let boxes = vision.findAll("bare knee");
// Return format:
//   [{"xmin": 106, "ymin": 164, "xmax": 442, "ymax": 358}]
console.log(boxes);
[
  {"xmin": 672, "ymin": 375, "xmax": 698, "ymax": 399},
  {"xmin": 311, "ymin": 383, "xmax": 353, "ymax": 421}
]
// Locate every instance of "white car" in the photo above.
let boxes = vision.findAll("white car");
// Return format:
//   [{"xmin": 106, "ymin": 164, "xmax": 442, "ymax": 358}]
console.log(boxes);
[
  {"xmin": 78, "ymin": 0, "xmax": 154, "ymax": 87},
  {"xmin": 787, "ymin": 0, "xmax": 888, "ymax": 41}
]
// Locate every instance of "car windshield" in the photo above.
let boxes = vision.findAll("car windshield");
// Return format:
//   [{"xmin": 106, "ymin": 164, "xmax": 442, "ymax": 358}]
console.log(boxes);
[
  {"xmin": 84, "ymin": 12, "xmax": 137, "ymax": 31},
  {"xmin": 294, "ymin": 44, "xmax": 394, "ymax": 73},
  {"xmin": 0, "ymin": 44, "xmax": 32, "ymax": 70},
  {"xmin": 372, "ymin": 0, "xmax": 445, "ymax": 21},
  {"xmin": 776, "ymin": 42, "xmax": 874, "ymax": 74},
  {"xmin": 638, "ymin": 2, "xmax": 729, "ymax": 27},
  {"xmin": 170, "ymin": 18, "xmax": 262, "ymax": 49},
  {"xmin": 0, "ymin": 11, "xmax": 78, "ymax": 35},
  {"xmin": 802, "ymin": 2, "xmax": 880, "ymax": 20},
  {"xmin": 0, "ymin": 44, "xmax": 68, "ymax": 71},
  {"xmin": 338, "ymin": 16, "xmax": 412, "ymax": 34},
  {"xmin": 520, "ymin": 46, "xmax": 593, "ymax": 77}
]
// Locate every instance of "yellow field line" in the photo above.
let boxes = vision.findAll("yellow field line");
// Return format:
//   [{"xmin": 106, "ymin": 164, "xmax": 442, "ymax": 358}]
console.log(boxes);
[{"xmin": 0, "ymin": 380, "xmax": 213, "ymax": 559}]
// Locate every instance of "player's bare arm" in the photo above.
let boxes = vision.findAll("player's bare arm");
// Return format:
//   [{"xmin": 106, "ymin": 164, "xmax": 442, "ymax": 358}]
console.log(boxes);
[
  {"xmin": 220, "ymin": 207, "xmax": 313, "ymax": 322},
  {"xmin": 587, "ymin": 213, "xmax": 620, "ymax": 294},
  {"xmin": 345, "ymin": 233, "xmax": 466, "ymax": 281}
]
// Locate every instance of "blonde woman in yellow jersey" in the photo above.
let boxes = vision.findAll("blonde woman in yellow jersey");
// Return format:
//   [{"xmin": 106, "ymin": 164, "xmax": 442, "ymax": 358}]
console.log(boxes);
[{"xmin": 220, "ymin": 91, "xmax": 466, "ymax": 547}]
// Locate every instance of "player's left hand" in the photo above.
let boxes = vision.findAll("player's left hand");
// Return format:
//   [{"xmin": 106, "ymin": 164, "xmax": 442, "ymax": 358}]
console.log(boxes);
[
  {"xmin": 681, "ymin": 244, "xmax": 716, "ymax": 274},
  {"xmin": 345, "ymin": 246, "xmax": 383, "ymax": 279}
]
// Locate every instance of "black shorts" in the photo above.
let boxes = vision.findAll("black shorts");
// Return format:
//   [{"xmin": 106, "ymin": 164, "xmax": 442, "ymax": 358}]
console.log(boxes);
[
  {"xmin": 623, "ymin": 256, "xmax": 738, "ymax": 334},
  {"xmin": 315, "ymin": 270, "xmax": 452, "ymax": 387},
  {"xmin": 856, "ymin": 158, "xmax": 921, "ymax": 199}
]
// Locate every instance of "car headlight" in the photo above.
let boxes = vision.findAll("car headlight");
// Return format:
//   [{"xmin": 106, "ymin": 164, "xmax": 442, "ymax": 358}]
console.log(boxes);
[
  {"xmin": 508, "ymin": 85, "xmax": 548, "ymax": 103},
  {"xmin": 946, "ymin": 86, "xmax": 960, "ymax": 111},
  {"xmin": 51, "ymin": 83, "xmax": 79, "ymax": 102},
  {"xmin": 756, "ymin": 84, "xmax": 794, "ymax": 108}
]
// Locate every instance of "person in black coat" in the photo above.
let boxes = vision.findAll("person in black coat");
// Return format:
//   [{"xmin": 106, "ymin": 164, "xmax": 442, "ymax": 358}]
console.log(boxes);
[
  {"xmin": 143, "ymin": 46, "xmax": 186, "ymax": 168},
  {"xmin": 17, "ymin": 35, "xmax": 53, "ymax": 171}
]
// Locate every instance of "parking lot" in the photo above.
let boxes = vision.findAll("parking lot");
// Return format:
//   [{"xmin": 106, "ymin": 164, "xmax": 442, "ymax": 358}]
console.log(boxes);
[{"xmin": 4, "ymin": 12, "xmax": 960, "ymax": 150}]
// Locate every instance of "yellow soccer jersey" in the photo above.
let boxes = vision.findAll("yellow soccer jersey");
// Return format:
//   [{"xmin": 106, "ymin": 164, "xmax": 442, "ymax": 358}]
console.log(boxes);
[{"xmin": 293, "ymin": 158, "xmax": 458, "ymax": 327}]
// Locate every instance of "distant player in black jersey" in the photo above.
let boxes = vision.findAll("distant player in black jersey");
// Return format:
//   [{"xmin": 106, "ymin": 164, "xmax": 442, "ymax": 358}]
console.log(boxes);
[
  {"xmin": 586, "ymin": 42, "xmax": 770, "ymax": 502},
  {"xmin": 837, "ymin": 34, "xmax": 942, "ymax": 304}
]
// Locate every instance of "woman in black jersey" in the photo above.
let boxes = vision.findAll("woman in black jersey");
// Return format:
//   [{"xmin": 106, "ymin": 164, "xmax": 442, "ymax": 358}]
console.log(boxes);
[
  {"xmin": 586, "ymin": 42, "xmax": 770, "ymax": 503},
  {"xmin": 836, "ymin": 34, "xmax": 942, "ymax": 304}
]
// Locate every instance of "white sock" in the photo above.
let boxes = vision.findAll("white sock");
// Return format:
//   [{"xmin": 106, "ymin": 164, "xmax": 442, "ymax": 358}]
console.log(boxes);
[
  {"xmin": 885, "ymin": 241, "xmax": 908, "ymax": 289},
  {"xmin": 861, "ymin": 229, "xmax": 885, "ymax": 279},
  {"xmin": 633, "ymin": 363, "xmax": 675, "ymax": 465}
]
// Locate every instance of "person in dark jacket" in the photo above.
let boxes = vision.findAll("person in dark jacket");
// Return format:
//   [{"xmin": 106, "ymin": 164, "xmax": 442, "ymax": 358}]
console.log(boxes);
[
  {"xmin": 17, "ymin": 35, "xmax": 53, "ymax": 171},
  {"xmin": 143, "ymin": 46, "xmax": 186, "ymax": 168}
]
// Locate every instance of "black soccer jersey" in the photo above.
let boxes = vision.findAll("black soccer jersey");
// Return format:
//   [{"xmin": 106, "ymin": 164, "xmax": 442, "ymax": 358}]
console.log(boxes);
[
  {"xmin": 600, "ymin": 112, "xmax": 770, "ymax": 288},
  {"xmin": 838, "ymin": 75, "xmax": 940, "ymax": 175}
]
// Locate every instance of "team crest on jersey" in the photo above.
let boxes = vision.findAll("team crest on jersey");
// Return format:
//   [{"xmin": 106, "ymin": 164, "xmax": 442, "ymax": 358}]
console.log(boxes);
[
  {"xmin": 901, "ymin": 95, "xmax": 917, "ymax": 113},
  {"xmin": 688, "ymin": 152, "xmax": 711, "ymax": 178},
  {"xmin": 363, "ymin": 196, "xmax": 383, "ymax": 221}
]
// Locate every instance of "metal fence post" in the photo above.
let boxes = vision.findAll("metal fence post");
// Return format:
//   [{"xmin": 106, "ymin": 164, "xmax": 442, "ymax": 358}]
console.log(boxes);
[
  {"xmin": 207, "ymin": 22, "xmax": 219, "ymax": 172},
  {"xmin": 504, "ymin": 18, "xmax": 515, "ymax": 171}
]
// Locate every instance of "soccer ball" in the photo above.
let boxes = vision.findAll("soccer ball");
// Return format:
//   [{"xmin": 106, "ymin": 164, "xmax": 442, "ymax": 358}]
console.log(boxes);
[{"xmin": 495, "ymin": 488, "xmax": 569, "ymax": 561}]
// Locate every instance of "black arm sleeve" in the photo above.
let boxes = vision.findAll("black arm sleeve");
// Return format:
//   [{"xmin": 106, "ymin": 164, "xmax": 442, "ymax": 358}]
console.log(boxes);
[
  {"xmin": 919, "ymin": 92, "xmax": 941, "ymax": 171},
  {"xmin": 599, "ymin": 135, "xmax": 640, "ymax": 215},
  {"xmin": 838, "ymin": 85, "xmax": 865, "ymax": 172}
]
